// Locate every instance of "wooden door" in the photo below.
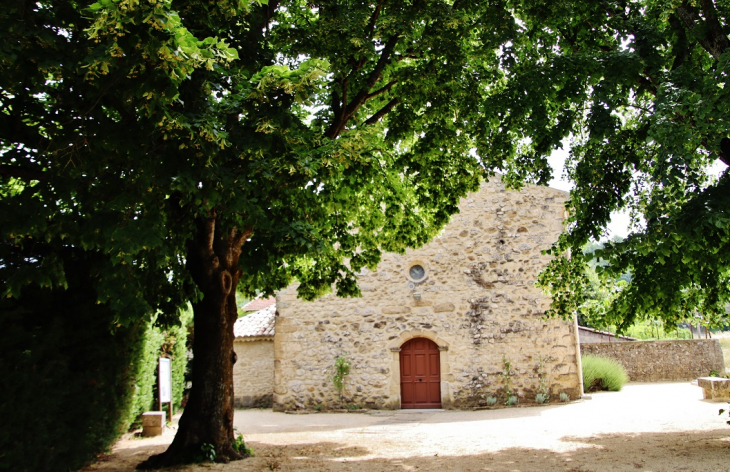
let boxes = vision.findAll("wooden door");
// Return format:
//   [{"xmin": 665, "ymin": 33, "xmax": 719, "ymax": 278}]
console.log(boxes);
[{"xmin": 399, "ymin": 338, "xmax": 441, "ymax": 408}]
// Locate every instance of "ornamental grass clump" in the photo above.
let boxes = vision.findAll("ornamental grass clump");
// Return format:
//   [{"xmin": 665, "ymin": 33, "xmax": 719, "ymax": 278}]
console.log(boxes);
[{"xmin": 582, "ymin": 354, "xmax": 629, "ymax": 392}]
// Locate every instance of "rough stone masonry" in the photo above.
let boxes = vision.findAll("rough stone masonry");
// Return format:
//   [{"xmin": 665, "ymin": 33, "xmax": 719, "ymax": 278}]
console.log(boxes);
[{"xmin": 274, "ymin": 179, "xmax": 583, "ymax": 410}]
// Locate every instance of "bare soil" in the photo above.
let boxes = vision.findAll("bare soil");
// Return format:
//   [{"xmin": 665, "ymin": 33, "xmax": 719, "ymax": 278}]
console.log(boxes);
[{"xmin": 87, "ymin": 382, "xmax": 730, "ymax": 471}]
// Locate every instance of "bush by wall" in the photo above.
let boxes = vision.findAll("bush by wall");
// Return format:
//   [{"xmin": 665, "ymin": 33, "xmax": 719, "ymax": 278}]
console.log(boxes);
[{"xmin": 582, "ymin": 354, "xmax": 629, "ymax": 392}]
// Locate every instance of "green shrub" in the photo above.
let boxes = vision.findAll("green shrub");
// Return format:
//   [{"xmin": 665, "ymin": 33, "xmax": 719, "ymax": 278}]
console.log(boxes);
[
  {"xmin": 0, "ymin": 250, "xmax": 191, "ymax": 472},
  {"xmin": 168, "ymin": 307, "xmax": 192, "ymax": 411},
  {"xmin": 127, "ymin": 308, "xmax": 192, "ymax": 426},
  {"xmin": 0, "ymin": 279, "xmax": 144, "ymax": 472},
  {"xmin": 582, "ymin": 354, "xmax": 629, "ymax": 392},
  {"xmin": 128, "ymin": 323, "xmax": 166, "ymax": 424}
]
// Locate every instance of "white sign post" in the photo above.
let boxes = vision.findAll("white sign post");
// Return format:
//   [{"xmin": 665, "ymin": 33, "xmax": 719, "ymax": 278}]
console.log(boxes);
[{"xmin": 158, "ymin": 357, "xmax": 173, "ymax": 421}]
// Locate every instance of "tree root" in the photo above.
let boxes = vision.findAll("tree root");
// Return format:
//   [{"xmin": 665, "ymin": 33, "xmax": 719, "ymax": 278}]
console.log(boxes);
[{"xmin": 136, "ymin": 444, "xmax": 244, "ymax": 470}]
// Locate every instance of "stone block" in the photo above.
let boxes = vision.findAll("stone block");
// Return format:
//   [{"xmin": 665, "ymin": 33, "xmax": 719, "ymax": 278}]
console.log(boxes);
[
  {"xmin": 382, "ymin": 306, "xmax": 411, "ymax": 314},
  {"xmin": 141, "ymin": 412, "xmax": 165, "ymax": 437},
  {"xmin": 142, "ymin": 426, "xmax": 163, "ymax": 437},
  {"xmin": 698, "ymin": 377, "xmax": 730, "ymax": 401},
  {"xmin": 433, "ymin": 302, "xmax": 456, "ymax": 313},
  {"xmin": 142, "ymin": 411, "xmax": 165, "ymax": 427}
]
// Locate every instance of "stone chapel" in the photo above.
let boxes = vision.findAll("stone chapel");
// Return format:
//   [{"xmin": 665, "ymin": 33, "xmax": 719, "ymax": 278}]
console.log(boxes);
[{"xmin": 234, "ymin": 178, "xmax": 583, "ymax": 410}]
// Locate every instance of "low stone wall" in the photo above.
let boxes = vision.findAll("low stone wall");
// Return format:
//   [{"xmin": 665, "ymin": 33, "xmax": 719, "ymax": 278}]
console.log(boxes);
[
  {"xmin": 578, "ymin": 327, "xmax": 634, "ymax": 343},
  {"xmin": 233, "ymin": 339, "xmax": 274, "ymax": 408},
  {"xmin": 581, "ymin": 339, "xmax": 725, "ymax": 382}
]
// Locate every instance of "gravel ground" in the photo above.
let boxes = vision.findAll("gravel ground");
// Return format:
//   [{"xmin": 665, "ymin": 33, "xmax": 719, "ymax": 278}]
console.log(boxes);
[{"xmin": 88, "ymin": 382, "xmax": 730, "ymax": 471}]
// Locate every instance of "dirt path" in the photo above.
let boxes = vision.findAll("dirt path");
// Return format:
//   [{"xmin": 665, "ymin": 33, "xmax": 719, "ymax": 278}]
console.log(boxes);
[{"xmin": 89, "ymin": 382, "xmax": 730, "ymax": 471}]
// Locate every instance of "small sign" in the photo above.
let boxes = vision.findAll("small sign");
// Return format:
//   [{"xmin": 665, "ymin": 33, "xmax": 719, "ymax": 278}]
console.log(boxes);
[{"xmin": 159, "ymin": 357, "xmax": 172, "ymax": 404}]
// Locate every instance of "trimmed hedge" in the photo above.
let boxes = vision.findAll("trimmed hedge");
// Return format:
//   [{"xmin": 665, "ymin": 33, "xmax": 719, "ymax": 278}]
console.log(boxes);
[
  {"xmin": 0, "ymin": 283, "xmax": 144, "ymax": 472},
  {"xmin": 582, "ymin": 354, "xmax": 630, "ymax": 392},
  {"xmin": 0, "ymin": 258, "xmax": 190, "ymax": 471},
  {"xmin": 128, "ymin": 308, "xmax": 191, "ymax": 425}
]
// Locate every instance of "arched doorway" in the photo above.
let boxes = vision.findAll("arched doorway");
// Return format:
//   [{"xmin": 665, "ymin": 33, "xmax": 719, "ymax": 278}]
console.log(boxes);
[{"xmin": 399, "ymin": 337, "xmax": 441, "ymax": 408}]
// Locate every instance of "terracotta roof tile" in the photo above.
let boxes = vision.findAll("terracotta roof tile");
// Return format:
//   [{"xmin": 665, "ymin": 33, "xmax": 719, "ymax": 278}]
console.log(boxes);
[
  {"xmin": 240, "ymin": 296, "xmax": 276, "ymax": 312},
  {"xmin": 234, "ymin": 305, "xmax": 276, "ymax": 338}
]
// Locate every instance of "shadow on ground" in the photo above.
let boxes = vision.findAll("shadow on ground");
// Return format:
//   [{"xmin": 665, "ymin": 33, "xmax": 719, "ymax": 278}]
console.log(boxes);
[{"xmin": 87, "ymin": 429, "xmax": 730, "ymax": 472}]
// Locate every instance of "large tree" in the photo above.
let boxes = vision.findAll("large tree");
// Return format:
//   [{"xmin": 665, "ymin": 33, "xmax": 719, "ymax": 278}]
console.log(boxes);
[
  {"xmin": 1, "ymin": 0, "xmax": 529, "ymax": 467},
  {"xmin": 468, "ymin": 0, "xmax": 730, "ymax": 331}
]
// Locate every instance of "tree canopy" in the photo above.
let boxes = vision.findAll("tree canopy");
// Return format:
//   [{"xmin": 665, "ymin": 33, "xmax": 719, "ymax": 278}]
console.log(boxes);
[
  {"xmin": 485, "ymin": 0, "xmax": 730, "ymax": 331},
  {"xmin": 1, "ymin": 0, "xmax": 528, "ymax": 319}
]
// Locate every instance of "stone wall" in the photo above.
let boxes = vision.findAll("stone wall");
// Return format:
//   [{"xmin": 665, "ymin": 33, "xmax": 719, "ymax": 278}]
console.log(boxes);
[
  {"xmin": 233, "ymin": 339, "xmax": 274, "ymax": 407},
  {"xmin": 274, "ymin": 179, "xmax": 583, "ymax": 411},
  {"xmin": 581, "ymin": 339, "xmax": 725, "ymax": 382},
  {"xmin": 578, "ymin": 327, "xmax": 635, "ymax": 343}
]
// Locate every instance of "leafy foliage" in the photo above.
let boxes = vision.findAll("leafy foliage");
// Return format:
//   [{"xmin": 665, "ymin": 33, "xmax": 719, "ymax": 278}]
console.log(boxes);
[
  {"xmin": 514, "ymin": 0, "xmax": 730, "ymax": 330},
  {"xmin": 129, "ymin": 324, "xmax": 165, "ymax": 424},
  {"xmin": 582, "ymin": 354, "xmax": 629, "ymax": 392},
  {"xmin": 128, "ymin": 309, "xmax": 191, "ymax": 426},
  {"xmin": 0, "ymin": 243, "xmax": 191, "ymax": 470},
  {"xmin": 501, "ymin": 356, "xmax": 515, "ymax": 403},
  {"xmin": 623, "ymin": 320, "xmax": 692, "ymax": 340},
  {"xmin": 232, "ymin": 430, "xmax": 254, "ymax": 457},
  {"xmin": 0, "ymin": 252, "xmax": 144, "ymax": 472},
  {"xmin": 332, "ymin": 355, "xmax": 351, "ymax": 394},
  {"xmin": 1, "ymin": 0, "xmax": 526, "ymax": 319}
]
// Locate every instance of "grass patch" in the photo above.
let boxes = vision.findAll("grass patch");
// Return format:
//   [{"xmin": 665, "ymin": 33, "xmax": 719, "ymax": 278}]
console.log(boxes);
[{"xmin": 582, "ymin": 354, "xmax": 629, "ymax": 392}]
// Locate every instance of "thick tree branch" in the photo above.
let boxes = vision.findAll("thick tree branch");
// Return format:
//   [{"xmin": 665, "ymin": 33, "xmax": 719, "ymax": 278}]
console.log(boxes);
[
  {"xmin": 366, "ymin": 80, "xmax": 397, "ymax": 100},
  {"xmin": 668, "ymin": 14, "xmax": 690, "ymax": 71},
  {"xmin": 676, "ymin": 0, "xmax": 729, "ymax": 59},
  {"xmin": 202, "ymin": 213, "xmax": 217, "ymax": 254},
  {"xmin": 331, "ymin": 88, "xmax": 342, "ymax": 121},
  {"xmin": 366, "ymin": 0, "xmax": 384, "ymax": 38},
  {"xmin": 362, "ymin": 35, "xmax": 400, "ymax": 94},
  {"xmin": 699, "ymin": 0, "xmax": 729, "ymax": 57},
  {"xmin": 325, "ymin": 35, "xmax": 400, "ymax": 139},
  {"xmin": 363, "ymin": 98, "xmax": 402, "ymax": 126}
]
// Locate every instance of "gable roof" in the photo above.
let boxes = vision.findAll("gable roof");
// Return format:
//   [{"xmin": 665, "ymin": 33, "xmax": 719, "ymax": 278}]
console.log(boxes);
[
  {"xmin": 234, "ymin": 305, "xmax": 276, "ymax": 340},
  {"xmin": 240, "ymin": 295, "xmax": 276, "ymax": 312}
]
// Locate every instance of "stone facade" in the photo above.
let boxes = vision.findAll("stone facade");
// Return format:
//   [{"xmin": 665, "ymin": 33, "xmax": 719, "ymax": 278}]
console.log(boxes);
[
  {"xmin": 233, "ymin": 305, "xmax": 276, "ymax": 407},
  {"xmin": 274, "ymin": 179, "xmax": 583, "ymax": 411},
  {"xmin": 581, "ymin": 339, "xmax": 726, "ymax": 382},
  {"xmin": 233, "ymin": 339, "xmax": 274, "ymax": 407}
]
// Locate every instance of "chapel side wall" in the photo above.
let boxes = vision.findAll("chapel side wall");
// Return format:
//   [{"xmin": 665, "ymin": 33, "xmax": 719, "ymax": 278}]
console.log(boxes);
[
  {"xmin": 233, "ymin": 339, "xmax": 274, "ymax": 408},
  {"xmin": 274, "ymin": 180, "xmax": 582, "ymax": 411}
]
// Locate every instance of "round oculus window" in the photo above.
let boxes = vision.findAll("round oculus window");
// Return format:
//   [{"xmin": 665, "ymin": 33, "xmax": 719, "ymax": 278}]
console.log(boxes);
[{"xmin": 409, "ymin": 264, "xmax": 426, "ymax": 282}]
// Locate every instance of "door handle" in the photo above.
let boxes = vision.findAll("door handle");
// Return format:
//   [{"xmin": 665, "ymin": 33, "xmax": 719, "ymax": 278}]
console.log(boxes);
[{"xmin": 418, "ymin": 378, "xmax": 423, "ymax": 382}]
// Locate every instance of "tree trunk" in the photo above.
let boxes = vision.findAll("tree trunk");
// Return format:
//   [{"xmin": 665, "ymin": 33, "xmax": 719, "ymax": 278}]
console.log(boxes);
[{"xmin": 138, "ymin": 216, "xmax": 250, "ymax": 469}]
